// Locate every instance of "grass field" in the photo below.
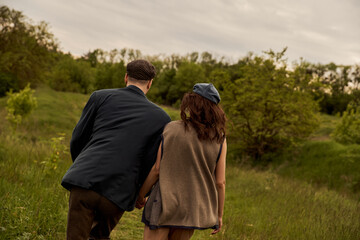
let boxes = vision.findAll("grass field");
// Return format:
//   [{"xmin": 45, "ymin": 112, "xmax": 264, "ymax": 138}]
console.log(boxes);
[
  {"xmin": 270, "ymin": 114, "xmax": 360, "ymax": 201},
  {"xmin": 0, "ymin": 86, "xmax": 359, "ymax": 239}
]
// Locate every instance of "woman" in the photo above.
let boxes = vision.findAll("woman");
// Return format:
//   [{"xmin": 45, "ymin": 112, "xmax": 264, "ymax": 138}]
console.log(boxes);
[{"xmin": 136, "ymin": 83, "xmax": 227, "ymax": 240}]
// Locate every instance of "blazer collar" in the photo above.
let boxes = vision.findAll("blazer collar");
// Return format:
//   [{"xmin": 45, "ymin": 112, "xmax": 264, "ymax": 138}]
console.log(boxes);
[{"xmin": 126, "ymin": 85, "xmax": 146, "ymax": 98}]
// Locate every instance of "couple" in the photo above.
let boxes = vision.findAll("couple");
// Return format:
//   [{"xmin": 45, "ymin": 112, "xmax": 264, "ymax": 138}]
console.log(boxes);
[{"xmin": 61, "ymin": 59, "xmax": 227, "ymax": 240}]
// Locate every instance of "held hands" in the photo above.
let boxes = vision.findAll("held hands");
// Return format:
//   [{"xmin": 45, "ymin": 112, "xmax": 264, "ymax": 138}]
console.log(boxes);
[
  {"xmin": 211, "ymin": 217, "xmax": 222, "ymax": 235},
  {"xmin": 135, "ymin": 196, "xmax": 146, "ymax": 209}
]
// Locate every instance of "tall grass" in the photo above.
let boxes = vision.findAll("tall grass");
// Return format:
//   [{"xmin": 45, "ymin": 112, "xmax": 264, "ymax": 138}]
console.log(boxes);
[
  {"xmin": 1, "ymin": 87, "xmax": 360, "ymax": 239},
  {"xmin": 272, "ymin": 114, "xmax": 360, "ymax": 200},
  {"xmin": 193, "ymin": 167, "xmax": 360, "ymax": 240},
  {"xmin": 0, "ymin": 133, "xmax": 70, "ymax": 239}
]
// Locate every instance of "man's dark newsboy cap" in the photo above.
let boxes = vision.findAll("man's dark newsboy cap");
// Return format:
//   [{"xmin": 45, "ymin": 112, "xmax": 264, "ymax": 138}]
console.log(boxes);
[
  {"xmin": 126, "ymin": 59, "xmax": 156, "ymax": 80},
  {"xmin": 193, "ymin": 83, "xmax": 221, "ymax": 104}
]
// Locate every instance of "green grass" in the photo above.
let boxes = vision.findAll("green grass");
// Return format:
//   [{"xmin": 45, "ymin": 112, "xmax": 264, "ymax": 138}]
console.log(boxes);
[
  {"xmin": 272, "ymin": 114, "xmax": 360, "ymax": 200},
  {"xmin": 309, "ymin": 113, "xmax": 339, "ymax": 140},
  {"xmin": 1, "ymin": 87, "xmax": 360, "ymax": 239},
  {"xmin": 272, "ymin": 141, "xmax": 360, "ymax": 199},
  {"xmin": 193, "ymin": 167, "xmax": 360, "ymax": 240},
  {"xmin": 160, "ymin": 105, "xmax": 181, "ymax": 121},
  {"xmin": 0, "ymin": 86, "xmax": 85, "ymax": 239},
  {"xmin": 112, "ymin": 166, "xmax": 360, "ymax": 240}
]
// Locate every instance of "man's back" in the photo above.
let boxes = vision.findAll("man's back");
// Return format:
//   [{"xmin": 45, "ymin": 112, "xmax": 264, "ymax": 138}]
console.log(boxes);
[{"xmin": 62, "ymin": 85, "xmax": 171, "ymax": 211}]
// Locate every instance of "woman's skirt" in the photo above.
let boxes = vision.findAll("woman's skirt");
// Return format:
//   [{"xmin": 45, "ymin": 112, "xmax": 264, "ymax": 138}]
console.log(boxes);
[{"xmin": 142, "ymin": 181, "xmax": 162, "ymax": 229}]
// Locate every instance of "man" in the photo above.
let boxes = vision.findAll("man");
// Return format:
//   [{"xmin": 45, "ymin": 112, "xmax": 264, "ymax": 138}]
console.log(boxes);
[{"xmin": 61, "ymin": 59, "xmax": 171, "ymax": 240}]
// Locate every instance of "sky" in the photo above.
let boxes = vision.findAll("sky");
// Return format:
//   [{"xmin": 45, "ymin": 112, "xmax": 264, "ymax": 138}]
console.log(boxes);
[{"xmin": 2, "ymin": 0, "xmax": 360, "ymax": 65}]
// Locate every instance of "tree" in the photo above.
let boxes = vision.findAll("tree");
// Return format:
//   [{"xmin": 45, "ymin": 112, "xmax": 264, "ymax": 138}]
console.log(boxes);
[
  {"xmin": 50, "ymin": 55, "xmax": 94, "ymax": 93},
  {"xmin": 82, "ymin": 48, "xmax": 104, "ymax": 68},
  {"xmin": 220, "ymin": 49, "xmax": 319, "ymax": 161},
  {"xmin": 94, "ymin": 62, "xmax": 126, "ymax": 90},
  {"xmin": 147, "ymin": 67, "xmax": 176, "ymax": 104},
  {"xmin": 209, "ymin": 68, "xmax": 231, "ymax": 92},
  {"xmin": 0, "ymin": 5, "xmax": 58, "ymax": 96},
  {"xmin": 312, "ymin": 63, "xmax": 354, "ymax": 115},
  {"xmin": 332, "ymin": 103, "xmax": 360, "ymax": 144},
  {"xmin": 167, "ymin": 62, "xmax": 206, "ymax": 106}
]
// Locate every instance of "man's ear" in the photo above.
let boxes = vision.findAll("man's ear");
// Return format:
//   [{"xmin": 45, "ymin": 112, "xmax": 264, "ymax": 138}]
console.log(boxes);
[
  {"xmin": 147, "ymin": 79, "xmax": 153, "ymax": 90},
  {"xmin": 124, "ymin": 73, "xmax": 128, "ymax": 85}
]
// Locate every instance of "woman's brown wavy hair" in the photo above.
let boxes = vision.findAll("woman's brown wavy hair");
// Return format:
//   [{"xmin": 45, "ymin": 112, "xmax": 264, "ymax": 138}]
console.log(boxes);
[{"xmin": 180, "ymin": 92, "xmax": 226, "ymax": 143}]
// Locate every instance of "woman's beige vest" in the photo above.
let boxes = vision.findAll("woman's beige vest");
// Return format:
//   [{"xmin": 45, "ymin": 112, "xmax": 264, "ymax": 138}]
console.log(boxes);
[{"xmin": 156, "ymin": 120, "xmax": 222, "ymax": 229}]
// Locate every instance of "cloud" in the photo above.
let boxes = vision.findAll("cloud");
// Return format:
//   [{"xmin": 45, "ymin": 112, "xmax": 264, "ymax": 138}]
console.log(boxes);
[{"xmin": 2, "ymin": 0, "xmax": 360, "ymax": 64}]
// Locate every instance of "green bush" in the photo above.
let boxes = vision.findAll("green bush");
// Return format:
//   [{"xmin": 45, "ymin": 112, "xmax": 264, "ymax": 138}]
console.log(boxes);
[
  {"xmin": 332, "ymin": 104, "xmax": 360, "ymax": 144},
  {"xmin": 50, "ymin": 56, "xmax": 94, "ymax": 94},
  {"xmin": 221, "ymin": 50, "xmax": 319, "ymax": 161},
  {"xmin": 6, "ymin": 84, "xmax": 38, "ymax": 130},
  {"xmin": 94, "ymin": 62, "xmax": 126, "ymax": 90},
  {"xmin": 167, "ymin": 62, "xmax": 206, "ymax": 106},
  {"xmin": 0, "ymin": 72, "xmax": 18, "ymax": 97},
  {"xmin": 40, "ymin": 133, "xmax": 68, "ymax": 172}
]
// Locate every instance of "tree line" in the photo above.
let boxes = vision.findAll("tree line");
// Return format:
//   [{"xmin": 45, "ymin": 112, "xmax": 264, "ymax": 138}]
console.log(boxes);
[{"xmin": 1, "ymin": 5, "xmax": 360, "ymax": 161}]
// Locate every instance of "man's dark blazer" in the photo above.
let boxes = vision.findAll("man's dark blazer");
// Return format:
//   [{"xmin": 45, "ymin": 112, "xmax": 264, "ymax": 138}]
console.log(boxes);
[{"xmin": 61, "ymin": 85, "xmax": 171, "ymax": 211}]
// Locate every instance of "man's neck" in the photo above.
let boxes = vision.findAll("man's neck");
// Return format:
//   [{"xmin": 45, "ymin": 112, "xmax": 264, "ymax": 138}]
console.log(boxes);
[{"xmin": 127, "ymin": 83, "xmax": 147, "ymax": 95}]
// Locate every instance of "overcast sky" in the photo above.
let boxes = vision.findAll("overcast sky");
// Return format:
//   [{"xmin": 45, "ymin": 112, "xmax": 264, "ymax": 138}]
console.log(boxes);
[{"xmin": 2, "ymin": 0, "xmax": 360, "ymax": 65}]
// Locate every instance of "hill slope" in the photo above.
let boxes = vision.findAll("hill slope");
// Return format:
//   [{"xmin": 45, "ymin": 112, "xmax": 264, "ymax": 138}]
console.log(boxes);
[{"xmin": 0, "ymin": 87, "xmax": 359, "ymax": 239}]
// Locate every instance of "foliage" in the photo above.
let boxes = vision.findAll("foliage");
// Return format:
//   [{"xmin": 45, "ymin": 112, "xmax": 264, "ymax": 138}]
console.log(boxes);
[
  {"xmin": 50, "ymin": 55, "xmax": 94, "ymax": 94},
  {"xmin": 305, "ymin": 63, "xmax": 358, "ymax": 115},
  {"xmin": 6, "ymin": 83, "xmax": 37, "ymax": 130},
  {"xmin": 221, "ymin": 49, "xmax": 319, "ymax": 161},
  {"xmin": 167, "ymin": 61, "xmax": 206, "ymax": 107},
  {"xmin": 289, "ymin": 61, "xmax": 360, "ymax": 115},
  {"xmin": 147, "ymin": 67, "xmax": 177, "ymax": 104},
  {"xmin": 332, "ymin": 104, "xmax": 360, "ymax": 144},
  {"xmin": 94, "ymin": 62, "xmax": 126, "ymax": 90},
  {"xmin": 81, "ymin": 48, "xmax": 142, "ymax": 67},
  {"xmin": 0, "ymin": 5, "xmax": 58, "ymax": 96},
  {"xmin": 40, "ymin": 133, "xmax": 68, "ymax": 172},
  {"xmin": 319, "ymin": 92, "xmax": 353, "ymax": 115}
]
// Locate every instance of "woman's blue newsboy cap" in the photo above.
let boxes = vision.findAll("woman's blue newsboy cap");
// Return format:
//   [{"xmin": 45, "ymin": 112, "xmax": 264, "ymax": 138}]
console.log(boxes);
[{"xmin": 193, "ymin": 83, "xmax": 221, "ymax": 104}]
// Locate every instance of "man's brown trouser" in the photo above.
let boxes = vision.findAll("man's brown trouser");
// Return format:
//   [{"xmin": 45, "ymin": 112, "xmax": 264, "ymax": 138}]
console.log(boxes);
[{"xmin": 66, "ymin": 187, "xmax": 124, "ymax": 240}]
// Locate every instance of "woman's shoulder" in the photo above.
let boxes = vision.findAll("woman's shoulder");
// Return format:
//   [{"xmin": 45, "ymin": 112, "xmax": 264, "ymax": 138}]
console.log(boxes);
[
  {"xmin": 166, "ymin": 120, "xmax": 183, "ymax": 127},
  {"xmin": 164, "ymin": 120, "xmax": 184, "ymax": 132}
]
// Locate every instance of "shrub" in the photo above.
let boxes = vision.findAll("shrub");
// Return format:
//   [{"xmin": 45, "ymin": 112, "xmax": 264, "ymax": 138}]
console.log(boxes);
[
  {"xmin": 40, "ymin": 133, "xmax": 68, "ymax": 172},
  {"xmin": 94, "ymin": 62, "xmax": 126, "ymax": 90},
  {"xmin": 332, "ymin": 104, "xmax": 360, "ymax": 144},
  {"xmin": 50, "ymin": 56, "xmax": 94, "ymax": 94},
  {"xmin": 221, "ymin": 50, "xmax": 319, "ymax": 161},
  {"xmin": 167, "ymin": 62, "xmax": 206, "ymax": 106},
  {"xmin": 6, "ymin": 84, "xmax": 38, "ymax": 130},
  {"xmin": 0, "ymin": 72, "xmax": 18, "ymax": 97}
]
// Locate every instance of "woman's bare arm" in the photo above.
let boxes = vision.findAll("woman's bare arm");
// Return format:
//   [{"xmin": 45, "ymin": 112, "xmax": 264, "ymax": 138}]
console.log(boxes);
[
  {"xmin": 212, "ymin": 138, "xmax": 227, "ymax": 234},
  {"xmin": 136, "ymin": 142, "xmax": 162, "ymax": 208}
]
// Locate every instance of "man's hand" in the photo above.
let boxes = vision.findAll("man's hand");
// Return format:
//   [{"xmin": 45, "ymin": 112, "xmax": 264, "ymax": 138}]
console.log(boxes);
[{"xmin": 211, "ymin": 217, "xmax": 222, "ymax": 234}]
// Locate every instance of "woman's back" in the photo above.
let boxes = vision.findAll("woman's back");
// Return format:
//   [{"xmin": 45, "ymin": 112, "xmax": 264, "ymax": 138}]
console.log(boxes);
[
  {"xmin": 138, "ymin": 83, "xmax": 227, "ymax": 239},
  {"xmin": 158, "ymin": 120, "xmax": 222, "ymax": 229}
]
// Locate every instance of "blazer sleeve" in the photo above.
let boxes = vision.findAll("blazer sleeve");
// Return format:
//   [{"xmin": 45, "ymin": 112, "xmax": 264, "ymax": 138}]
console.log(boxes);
[
  {"xmin": 70, "ymin": 92, "xmax": 98, "ymax": 162},
  {"xmin": 138, "ymin": 114, "xmax": 171, "ymax": 189}
]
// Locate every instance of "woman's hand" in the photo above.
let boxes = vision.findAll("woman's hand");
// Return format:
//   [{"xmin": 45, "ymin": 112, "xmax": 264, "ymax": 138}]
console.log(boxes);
[
  {"xmin": 135, "ymin": 197, "xmax": 146, "ymax": 209},
  {"xmin": 211, "ymin": 217, "xmax": 222, "ymax": 234},
  {"xmin": 136, "ymin": 142, "xmax": 162, "ymax": 210}
]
